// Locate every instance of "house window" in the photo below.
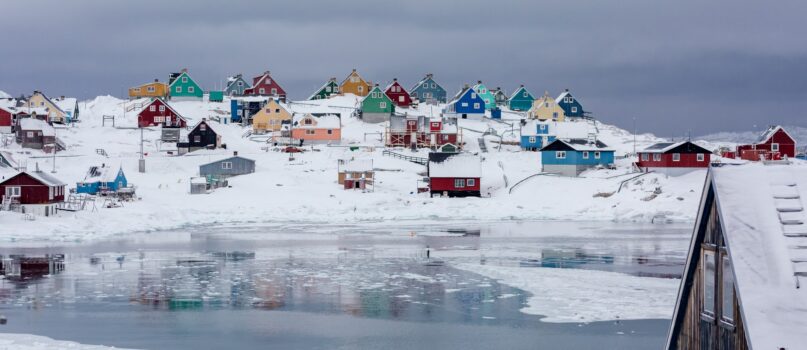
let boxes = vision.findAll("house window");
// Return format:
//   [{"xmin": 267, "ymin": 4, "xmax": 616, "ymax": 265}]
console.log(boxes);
[
  {"xmin": 200, "ymin": 124, "xmax": 207, "ymax": 131},
  {"xmin": 442, "ymin": 134, "xmax": 449, "ymax": 141},
  {"xmin": 194, "ymin": 135, "xmax": 201, "ymax": 142},
  {"xmin": 582, "ymin": 151, "xmax": 589, "ymax": 159},
  {"xmin": 379, "ymin": 102, "xmax": 387, "ymax": 109},
  {"xmin": 49, "ymin": 186, "xmax": 54, "ymax": 200},
  {"xmin": 221, "ymin": 162, "xmax": 233, "ymax": 170},
  {"xmin": 772, "ymin": 143, "xmax": 780, "ymax": 152},
  {"xmin": 350, "ymin": 77, "xmax": 358, "ymax": 83},
  {"xmin": 473, "ymin": 103, "xmax": 480, "ymax": 109},
  {"xmin": 595, "ymin": 151, "xmax": 601, "ymax": 159},
  {"xmin": 721, "ymin": 254, "xmax": 734, "ymax": 323},
  {"xmin": 431, "ymin": 83, "xmax": 436, "ymax": 88},
  {"xmin": 545, "ymin": 102, "xmax": 549, "ymax": 108},
  {"xmin": 358, "ymin": 86, "xmax": 364, "ymax": 93},
  {"xmin": 697, "ymin": 153, "xmax": 705, "ymax": 162},
  {"xmin": 327, "ymin": 129, "xmax": 333, "ymax": 135},
  {"xmin": 147, "ymin": 86, "xmax": 155, "ymax": 92},
  {"xmin": 672, "ymin": 153, "xmax": 681, "ymax": 161},
  {"xmin": 5, "ymin": 186, "xmax": 21, "ymax": 197},
  {"xmin": 528, "ymin": 136, "xmax": 536, "ymax": 144},
  {"xmin": 653, "ymin": 153, "xmax": 661, "ymax": 161},
  {"xmin": 556, "ymin": 151, "xmax": 566, "ymax": 159},
  {"xmin": 259, "ymin": 88, "xmax": 265, "ymax": 94},
  {"xmin": 176, "ymin": 86, "xmax": 182, "ymax": 93},
  {"xmin": 188, "ymin": 87, "xmax": 195, "ymax": 93},
  {"xmin": 461, "ymin": 103, "xmax": 468, "ymax": 107},
  {"xmin": 540, "ymin": 124, "xmax": 546, "ymax": 131},
  {"xmin": 238, "ymin": 81, "xmax": 243, "ymax": 86},
  {"xmin": 159, "ymin": 105, "xmax": 165, "ymax": 112},
  {"xmin": 454, "ymin": 179, "xmax": 465, "ymax": 188},
  {"xmin": 306, "ymin": 129, "xmax": 315, "ymax": 135},
  {"xmin": 271, "ymin": 88, "xmax": 277, "ymax": 95},
  {"xmin": 325, "ymin": 87, "xmax": 331, "ymax": 93},
  {"xmin": 642, "ymin": 153, "xmax": 649, "ymax": 161},
  {"xmin": 471, "ymin": 93, "xmax": 477, "ymax": 99},
  {"xmin": 155, "ymin": 116, "xmax": 164, "ymax": 123},
  {"xmin": 523, "ymin": 92, "xmax": 528, "ymax": 97},
  {"xmin": 399, "ymin": 96, "xmax": 405, "ymax": 102},
  {"xmin": 571, "ymin": 107, "xmax": 578, "ymax": 113},
  {"xmin": 182, "ymin": 77, "xmax": 188, "ymax": 83},
  {"xmin": 150, "ymin": 106, "xmax": 156, "ymax": 112},
  {"xmin": 702, "ymin": 249, "xmax": 716, "ymax": 316},
  {"xmin": 275, "ymin": 109, "xmax": 280, "ymax": 113},
  {"xmin": 467, "ymin": 179, "xmax": 476, "ymax": 187},
  {"xmin": 27, "ymin": 131, "xmax": 33, "ymax": 138},
  {"xmin": 304, "ymin": 119, "xmax": 312, "ymax": 125},
  {"xmin": 134, "ymin": 88, "xmax": 141, "ymax": 92}
]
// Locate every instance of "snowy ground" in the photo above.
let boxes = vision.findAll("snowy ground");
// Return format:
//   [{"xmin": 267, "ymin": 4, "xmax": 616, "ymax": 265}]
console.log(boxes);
[
  {"xmin": 0, "ymin": 94, "xmax": 733, "ymax": 242},
  {"xmin": 0, "ymin": 333, "xmax": 133, "ymax": 350}
]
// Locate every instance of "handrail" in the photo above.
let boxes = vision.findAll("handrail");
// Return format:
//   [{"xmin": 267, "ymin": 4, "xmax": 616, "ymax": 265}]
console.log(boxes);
[{"xmin": 382, "ymin": 150, "xmax": 427, "ymax": 165}]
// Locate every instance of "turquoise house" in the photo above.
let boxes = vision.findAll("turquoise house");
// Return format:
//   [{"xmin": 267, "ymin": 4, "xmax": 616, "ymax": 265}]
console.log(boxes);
[
  {"xmin": 508, "ymin": 85, "xmax": 535, "ymax": 111},
  {"xmin": 520, "ymin": 120, "xmax": 555, "ymax": 151},
  {"xmin": 540, "ymin": 139, "xmax": 614, "ymax": 176},
  {"xmin": 76, "ymin": 165, "xmax": 128, "ymax": 194},
  {"xmin": 472, "ymin": 81, "xmax": 496, "ymax": 110},
  {"xmin": 169, "ymin": 69, "xmax": 203, "ymax": 100}
]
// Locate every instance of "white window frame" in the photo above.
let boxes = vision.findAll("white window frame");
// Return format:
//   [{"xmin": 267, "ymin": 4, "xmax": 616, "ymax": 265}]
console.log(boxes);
[
  {"xmin": 159, "ymin": 105, "xmax": 165, "ymax": 112},
  {"xmin": 556, "ymin": 151, "xmax": 566, "ymax": 159},
  {"xmin": 771, "ymin": 143, "xmax": 779, "ymax": 152},
  {"xmin": 641, "ymin": 153, "xmax": 649, "ymax": 161},
  {"xmin": 571, "ymin": 106, "xmax": 578, "ymax": 113},
  {"xmin": 150, "ymin": 105, "xmax": 156, "ymax": 112},
  {"xmin": 528, "ymin": 136, "xmax": 536, "ymax": 144},
  {"xmin": 461, "ymin": 102, "xmax": 468, "ymax": 107},
  {"xmin": 259, "ymin": 88, "xmax": 265, "ymax": 94},
  {"xmin": 221, "ymin": 161, "xmax": 233, "ymax": 170},
  {"xmin": 594, "ymin": 151, "xmax": 601, "ymax": 159},
  {"xmin": 454, "ymin": 179, "xmax": 465, "ymax": 188},
  {"xmin": 175, "ymin": 86, "xmax": 182, "ymax": 93},
  {"xmin": 188, "ymin": 86, "xmax": 195, "ymax": 93},
  {"xmin": 473, "ymin": 103, "xmax": 480, "ymax": 109},
  {"xmin": 379, "ymin": 102, "xmax": 387, "ymax": 109},
  {"xmin": 653, "ymin": 153, "xmax": 661, "ymax": 161},
  {"xmin": 467, "ymin": 179, "xmax": 476, "ymax": 187},
  {"xmin": 582, "ymin": 151, "xmax": 589, "ymax": 159},
  {"xmin": 182, "ymin": 77, "xmax": 188, "ymax": 83},
  {"xmin": 697, "ymin": 153, "xmax": 705, "ymax": 162},
  {"xmin": 271, "ymin": 88, "xmax": 277, "ymax": 95},
  {"xmin": 672, "ymin": 153, "xmax": 681, "ymax": 162},
  {"xmin": 5, "ymin": 186, "xmax": 21, "ymax": 197}
]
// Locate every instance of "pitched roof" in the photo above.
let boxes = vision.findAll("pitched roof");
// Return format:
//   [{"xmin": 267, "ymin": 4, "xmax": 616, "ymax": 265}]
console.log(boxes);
[
  {"xmin": 201, "ymin": 156, "xmax": 255, "ymax": 168},
  {"xmin": 428, "ymin": 153, "xmax": 482, "ymax": 178},
  {"xmin": 53, "ymin": 97, "xmax": 77, "ymax": 113},
  {"xmin": 33, "ymin": 92, "xmax": 66, "ymax": 115},
  {"xmin": 756, "ymin": 125, "xmax": 794, "ymax": 144},
  {"xmin": 82, "ymin": 165, "xmax": 123, "ymax": 183},
  {"xmin": 339, "ymin": 158, "xmax": 373, "ymax": 173},
  {"xmin": 447, "ymin": 86, "xmax": 475, "ymax": 107},
  {"xmin": 307, "ymin": 78, "xmax": 338, "ymax": 100},
  {"xmin": 541, "ymin": 138, "xmax": 613, "ymax": 152},
  {"xmin": 136, "ymin": 99, "xmax": 185, "ymax": 121},
  {"xmin": 705, "ymin": 164, "xmax": 807, "ymax": 349},
  {"xmin": 555, "ymin": 90, "xmax": 572, "ymax": 104},
  {"xmin": 642, "ymin": 141, "xmax": 712, "ymax": 154},
  {"xmin": 411, "ymin": 74, "xmax": 441, "ymax": 92},
  {"xmin": 14, "ymin": 170, "xmax": 66, "ymax": 186},
  {"xmin": 509, "ymin": 86, "xmax": 533, "ymax": 100},
  {"xmin": 18, "ymin": 118, "xmax": 55, "ymax": 136},
  {"xmin": 520, "ymin": 120, "xmax": 552, "ymax": 137},
  {"xmin": 292, "ymin": 113, "xmax": 340, "ymax": 129}
]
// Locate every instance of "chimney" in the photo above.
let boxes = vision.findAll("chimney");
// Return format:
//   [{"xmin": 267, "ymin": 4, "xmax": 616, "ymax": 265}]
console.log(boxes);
[
  {"xmin": 233, "ymin": 151, "xmax": 238, "ymax": 156},
  {"xmin": 374, "ymin": 83, "xmax": 379, "ymax": 87},
  {"xmin": 477, "ymin": 80, "xmax": 482, "ymax": 84},
  {"xmin": 352, "ymin": 68, "xmax": 357, "ymax": 72},
  {"xmin": 264, "ymin": 70, "xmax": 271, "ymax": 76},
  {"xmin": 330, "ymin": 77, "xmax": 336, "ymax": 82},
  {"xmin": 565, "ymin": 88, "xmax": 569, "ymax": 92},
  {"xmin": 60, "ymin": 95, "xmax": 65, "ymax": 100},
  {"xmin": 35, "ymin": 162, "xmax": 40, "ymax": 172},
  {"xmin": 427, "ymin": 73, "xmax": 433, "ymax": 79},
  {"xmin": 154, "ymin": 78, "xmax": 159, "ymax": 83},
  {"xmin": 464, "ymin": 84, "xmax": 469, "ymax": 89},
  {"xmin": 181, "ymin": 68, "xmax": 188, "ymax": 73},
  {"xmin": 520, "ymin": 84, "xmax": 524, "ymax": 88},
  {"xmin": 393, "ymin": 78, "xmax": 397, "ymax": 82}
]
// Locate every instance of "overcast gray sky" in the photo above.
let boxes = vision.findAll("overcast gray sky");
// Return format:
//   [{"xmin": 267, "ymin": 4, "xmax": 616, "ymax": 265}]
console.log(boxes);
[{"xmin": 1, "ymin": 0, "xmax": 805, "ymax": 135}]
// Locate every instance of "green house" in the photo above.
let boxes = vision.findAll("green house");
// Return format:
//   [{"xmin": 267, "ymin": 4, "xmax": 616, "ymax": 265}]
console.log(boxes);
[
  {"xmin": 508, "ymin": 85, "xmax": 535, "ymax": 111},
  {"xmin": 472, "ymin": 81, "xmax": 496, "ymax": 110},
  {"xmin": 309, "ymin": 77, "xmax": 340, "ymax": 100},
  {"xmin": 169, "ymin": 70, "xmax": 203, "ymax": 100},
  {"xmin": 360, "ymin": 85, "xmax": 394, "ymax": 123}
]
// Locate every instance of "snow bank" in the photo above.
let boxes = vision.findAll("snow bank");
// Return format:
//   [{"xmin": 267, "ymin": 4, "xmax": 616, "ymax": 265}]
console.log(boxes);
[
  {"xmin": 455, "ymin": 263, "xmax": 679, "ymax": 323},
  {"xmin": 0, "ymin": 333, "xmax": 135, "ymax": 350}
]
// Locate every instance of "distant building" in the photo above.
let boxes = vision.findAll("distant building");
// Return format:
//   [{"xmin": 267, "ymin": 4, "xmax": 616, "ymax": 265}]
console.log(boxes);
[
  {"xmin": 520, "ymin": 120, "xmax": 555, "ymax": 151},
  {"xmin": 251, "ymin": 99, "xmax": 292, "ymax": 133},
  {"xmin": 666, "ymin": 164, "xmax": 807, "ymax": 350},
  {"xmin": 471, "ymin": 81, "xmax": 496, "ymax": 110},
  {"xmin": 508, "ymin": 85, "xmax": 535, "ymax": 111},
  {"xmin": 199, "ymin": 152, "xmax": 256, "ymax": 178},
  {"xmin": 360, "ymin": 84, "xmax": 394, "ymax": 123},
  {"xmin": 529, "ymin": 91, "xmax": 566, "ymax": 122},
  {"xmin": 384, "ymin": 78, "xmax": 412, "ymax": 107},
  {"xmin": 136, "ymin": 98, "xmax": 187, "ymax": 128},
  {"xmin": 244, "ymin": 71, "xmax": 287, "ymax": 101},
  {"xmin": 540, "ymin": 139, "xmax": 614, "ymax": 176},
  {"xmin": 735, "ymin": 125, "xmax": 796, "ymax": 161},
  {"xmin": 129, "ymin": 79, "xmax": 169, "ymax": 99},
  {"xmin": 169, "ymin": 69, "xmax": 203, "ymax": 100},
  {"xmin": 427, "ymin": 153, "xmax": 482, "ymax": 197},
  {"xmin": 291, "ymin": 113, "xmax": 341, "ymax": 144},
  {"xmin": 386, "ymin": 114, "xmax": 460, "ymax": 149},
  {"xmin": 339, "ymin": 69, "xmax": 372, "ymax": 97},
  {"xmin": 492, "ymin": 87, "xmax": 508, "ymax": 107},
  {"xmin": 225, "ymin": 74, "xmax": 250, "ymax": 96},
  {"xmin": 409, "ymin": 74, "xmax": 446, "ymax": 104},
  {"xmin": 636, "ymin": 141, "xmax": 712, "ymax": 176},
  {"xmin": 444, "ymin": 85, "xmax": 486, "ymax": 120},
  {"xmin": 337, "ymin": 158, "xmax": 374, "ymax": 190},
  {"xmin": 0, "ymin": 170, "xmax": 66, "ymax": 216},
  {"xmin": 556, "ymin": 89, "xmax": 587, "ymax": 119},
  {"xmin": 309, "ymin": 78, "xmax": 340, "ymax": 100},
  {"xmin": 76, "ymin": 165, "xmax": 128, "ymax": 195},
  {"xmin": 26, "ymin": 91, "xmax": 68, "ymax": 124},
  {"xmin": 178, "ymin": 119, "xmax": 222, "ymax": 154},
  {"xmin": 16, "ymin": 118, "xmax": 60, "ymax": 152},
  {"xmin": 230, "ymin": 96, "xmax": 269, "ymax": 124}
]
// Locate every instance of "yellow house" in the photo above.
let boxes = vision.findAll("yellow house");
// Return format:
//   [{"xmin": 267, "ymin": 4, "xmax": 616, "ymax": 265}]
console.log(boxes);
[
  {"xmin": 252, "ymin": 99, "xmax": 292, "ymax": 133},
  {"xmin": 528, "ymin": 91, "xmax": 566, "ymax": 122},
  {"xmin": 339, "ymin": 69, "xmax": 372, "ymax": 97},
  {"xmin": 129, "ymin": 79, "xmax": 169, "ymax": 99},
  {"xmin": 26, "ymin": 91, "xmax": 66, "ymax": 124}
]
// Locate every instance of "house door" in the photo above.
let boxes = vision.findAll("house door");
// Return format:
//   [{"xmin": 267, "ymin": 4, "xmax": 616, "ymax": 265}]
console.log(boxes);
[
  {"xmin": 354, "ymin": 181, "xmax": 361, "ymax": 189},
  {"xmin": 165, "ymin": 116, "xmax": 172, "ymax": 126}
]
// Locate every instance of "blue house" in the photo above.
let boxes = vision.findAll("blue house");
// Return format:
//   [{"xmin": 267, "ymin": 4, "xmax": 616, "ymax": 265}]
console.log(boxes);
[
  {"xmin": 540, "ymin": 139, "xmax": 614, "ymax": 176},
  {"xmin": 225, "ymin": 74, "xmax": 250, "ymax": 96},
  {"xmin": 230, "ymin": 97, "xmax": 268, "ymax": 123},
  {"xmin": 508, "ymin": 85, "xmax": 535, "ymax": 111},
  {"xmin": 76, "ymin": 165, "xmax": 128, "ymax": 194},
  {"xmin": 410, "ymin": 74, "xmax": 447, "ymax": 104},
  {"xmin": 444, "ymin": 85, "xmax": 486, "ymax": 119},
  {"xmin": 556, "ymin": 89, "xmax": 588, "ymax": 119},
  {"xmin": 520, "ymin": 120, "xmax": 555, "ymax": 151}
]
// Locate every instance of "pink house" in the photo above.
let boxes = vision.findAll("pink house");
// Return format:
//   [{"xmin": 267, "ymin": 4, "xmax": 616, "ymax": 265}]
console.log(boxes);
[{"xmin": 291, "ymin": 113, "xmax": 341, "ymax": 144}]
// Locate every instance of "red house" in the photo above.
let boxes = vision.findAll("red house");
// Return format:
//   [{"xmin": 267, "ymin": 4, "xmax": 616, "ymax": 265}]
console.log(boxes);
[
  {"xmin": 427, "ymin": 153, "xmax": 481, "ymax": 197},
  {"xmin": 0, "ymin": 106, "xmax": 14, "ymax": 133},
  {"xmin": 386, "ymin": 114, "xmax": 461, "ymax": 149},
  {"xmin": 0, "ymin": 170, "xmax": 66, "ymax": 216},
  {"xmin": 244, "ymin": 71, "xmax": 286, "ymax": 101},
  {"xmin": 137, "ymin": 98, "xmax": 187, "ymax": 128},
  {"xmin": 735, "ymin": 125, "xmax": 796, "ymax": 161},
  {"xmin": 636, "ymin": 141, "xmax": 712, "ymax": 176},
  {"xmin": 384, "ymin": 78, "xmax": 412, "ymax": 107}
]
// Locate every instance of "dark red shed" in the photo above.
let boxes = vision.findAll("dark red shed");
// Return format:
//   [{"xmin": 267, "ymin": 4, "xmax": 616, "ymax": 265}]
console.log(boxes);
[
  {"xmin": 736, "ymin": 126, "xmax": 796, "ymax": 161},
  {"xmin": 0, "ymin": 170, "xmax": 66, "ymax": 216},
  {"xmin": 428, "ymin": 153, "xmax": 481, "ymax": 197}
]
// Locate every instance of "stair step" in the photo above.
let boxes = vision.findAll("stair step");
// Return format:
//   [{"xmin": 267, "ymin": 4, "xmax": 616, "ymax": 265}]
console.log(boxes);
[{"xmin": 775, "ymin": 198, "xmax": 803, "ymax": 212}]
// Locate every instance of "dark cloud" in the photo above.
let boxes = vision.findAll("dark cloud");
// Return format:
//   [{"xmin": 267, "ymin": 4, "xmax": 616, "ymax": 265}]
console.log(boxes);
[{"xmin": 1, "ymin": 0, "xmax": 805, "ymax": 134}]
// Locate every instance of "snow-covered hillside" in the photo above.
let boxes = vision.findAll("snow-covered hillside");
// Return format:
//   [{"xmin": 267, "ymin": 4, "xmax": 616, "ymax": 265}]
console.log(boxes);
[
  {"xmin": 0, "ymin": 90, "xmax": 10, "ymax": 99},
  {"xmin": 0, "ymin": 95, "xmax": 723, "ymax": 242},
  {"xmin": 699, "ymin": 126, "xmax": 807, "ymax": 149}
]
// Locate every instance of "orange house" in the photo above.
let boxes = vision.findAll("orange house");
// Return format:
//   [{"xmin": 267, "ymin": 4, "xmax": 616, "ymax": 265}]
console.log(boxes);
[
  {"xmin": 129, "ymin": 79, "xmax": 169, "ymax": 99},
  {"xmin": 291, "ymin": 113, "xmax": 341, "ymax": 144},
  {"xmin": 339, "ymin": 69, "xmax": 372, "ymax": 97}
]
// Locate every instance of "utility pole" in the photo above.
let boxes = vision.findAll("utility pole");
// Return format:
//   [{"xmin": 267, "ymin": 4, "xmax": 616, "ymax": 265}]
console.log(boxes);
[
  {"xmin": 632, "ymin": 117, "xmax": 637, "ymax": 156},
  {"xmin": 139, "ymin": 127, "xmax": 145, "ymax": 173}
]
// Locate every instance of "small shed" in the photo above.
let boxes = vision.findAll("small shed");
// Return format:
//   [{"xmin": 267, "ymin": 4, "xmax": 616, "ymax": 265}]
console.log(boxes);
[
  {"xmin": 199, "ymin": 152, "xmax": 256, "ymax": 178},
  {"xmin": 427, "ymin": 153, "xmax": 481, "ymax": 198},
  {"xmin": 189, "ymin": 177, "xmax": 208, "ymax": 194},
  {"xmin": 208, "ymin": 91, "xmax": 224, "ymax": 102},
  {"xmin": 338, "ymin": 158, "xmax": 374, "ymax": 191}
]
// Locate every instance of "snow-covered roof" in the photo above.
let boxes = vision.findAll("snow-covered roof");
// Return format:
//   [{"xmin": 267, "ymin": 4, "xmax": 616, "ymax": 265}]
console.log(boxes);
[
  {"xmin": 232, "ymin": 96, "xmax": 270, "ymax": 103},
  {"xmin": 192, "ymin": 119, "xmax": 221, "ymax": 134},
  {"xmin": 0, "ymin": 151, "xmax": 18, "ymax": 168},
  {"xmin": 53, "ymin": 97, "xmax": 77, "ymax": 112},
  {"xmin": 20, "ymin": 170, "xmax": 66, "ymax": 186},
  {"xmin": 81, "ymin": 165, "xmax": 121, "ymax": 183},
  {"xmin": 190, "ymin": 177, "xmax": 207, "ymax": 184},
  {"xmin": 543, "ymin": 138, "xmax": 613, "ymax": 152},
  {"xmin": 508, "ymin": 86, "xmax": 532, "ymax": 100},
  {"xmin": 339, "ymin": 159, "xmax": 373, "ymax": 173},
  {"xmin": 307, "ymin": 78, "xmax": 338, "ymax": 100},
  {"xmin": 642, "ymin": 141, "xmax": 711, "ymax": 154},
  {"xmin": 555, "ymin": 90, "xmax": 571, "ymax": 104},
  {"xmin": 292, "ymin": 113, "xmax": 340, "ymax": 129},
  {"xmin": 15, "ymin": 107, "xmax": 50, "ymax": 116},
  {"xmin": 709, "ymin": 164, "xmax": 807, "ymax": 349},
  {"xmin": 429, "ymin": 153, "xmax": 482, "ymax": 178},
  {"xmin": 521, "ymin": 120, "xmax": 551, "ymax": 137},
  {"xmin": 446, "ymin": 86, "xmax": 472, "ymax": 107},
  {"xmin": 33, "ymin": 92, "xmax": 65, "ymax": 114},
  {"xmin": 0, "ymin": 90, "xmax": 10, "ymax": 99},
  {"xmin": 755, "ymin": 125, "xmax": 793, "ymax": 144},
  {"xmin": 18, "ymin": 118, "xmax": 55, "ymax": 136}
]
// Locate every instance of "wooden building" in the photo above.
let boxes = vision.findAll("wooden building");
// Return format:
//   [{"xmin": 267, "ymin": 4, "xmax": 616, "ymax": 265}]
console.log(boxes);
[
  {"xmin": 427, "ymin": 153, "xmax": 481, "ymax": 198},
  {"xmin": 309, "ymin": 78, "xmax": 340, "ymax": 100},
  {"xmin": 337, "ymin": 158, "xmax": 374, "ymax": 191},
  {"xmin": 244, "ymin": 71, "xmax": 287, "ymax": 101},
  {"xmin": 540, "ymin": 139, "xmax": 615, "ymax": 177},
  {"xmin": 128, "ymin": 79, "xmax": 169, "ymax": 99},
  {"xmin": 225, "ymin": 74, "xmax": 250, "ymax": 96},
  {"xmin": 735, "ymin": 125, "xmax": 796, "ymax": 161},
  {"xmin": 26, "ymin": 91, "xmax": 67, "ymax": 124},
  {"xmin": 199, "ymin": 152, "xmax": 256, "ymax": 178},
  {"xmin": 16, "ymin": 118, "xmax": 60, "ymax": 152},
  {"xmin": 386, "ymin": 114, "xmax": 460, "ymax": 150},
  {"xmin": 290, "ymin": 113, "xmax": 341, "ymax": 144},
  {"xmin": 251, "ymin": 99, "xmax": 292, "ymax": 133},
  {"xmin": 636, "ymin": 141, "xmax": 712, "ymax": 176},
  {"xmin": 529, "ymin": 91, "xmax": 566, "ymax": 122},
  {"xmin": 168, "ymin": 69, "xmax": 203, "ymax": 100},
  {"xmin": 556, "ymin": 89, "xmax": 588, "ymax": 119},
  {"xmin": 508, "ymin": 85, "xmax": 535, "ymax": 111},
  {"xmin": 384, "ymin": 78, "xmax": 412, "ymax": 107},
  {"xmin": 0, "ymin": 170, "xmax": 66, "ymax": 216},
  {"xmin": 666, "ymin": 164, "xmax": 807, "ymax": 350},
  {"xmin": 472, "ymin": 81, "xmax": 496, "ymax": 110},
  {"xmin": 410, "ymin": 74, "xmax": 446, "ymax": 104},
  {"xmin": 178, "ymin": 119, "xmax": 221, "ymax": 154},
  {"xmin": 339, "ymin": 69, "xmax": 372, "ymax": 97},
  {"xmin": 359, "ymin": 84, "xmax": 394, "ymax": 123},
  {"xmin": 136, "ymin": 98, "xmax": 187, "ymax": 128},
  {"xmin": 76, "ymin": 165, "xmax": 128, "ymax": 195},
  {"xmin": 444, "ymin": 85, "xmax": 486, "ymax": 120}
]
